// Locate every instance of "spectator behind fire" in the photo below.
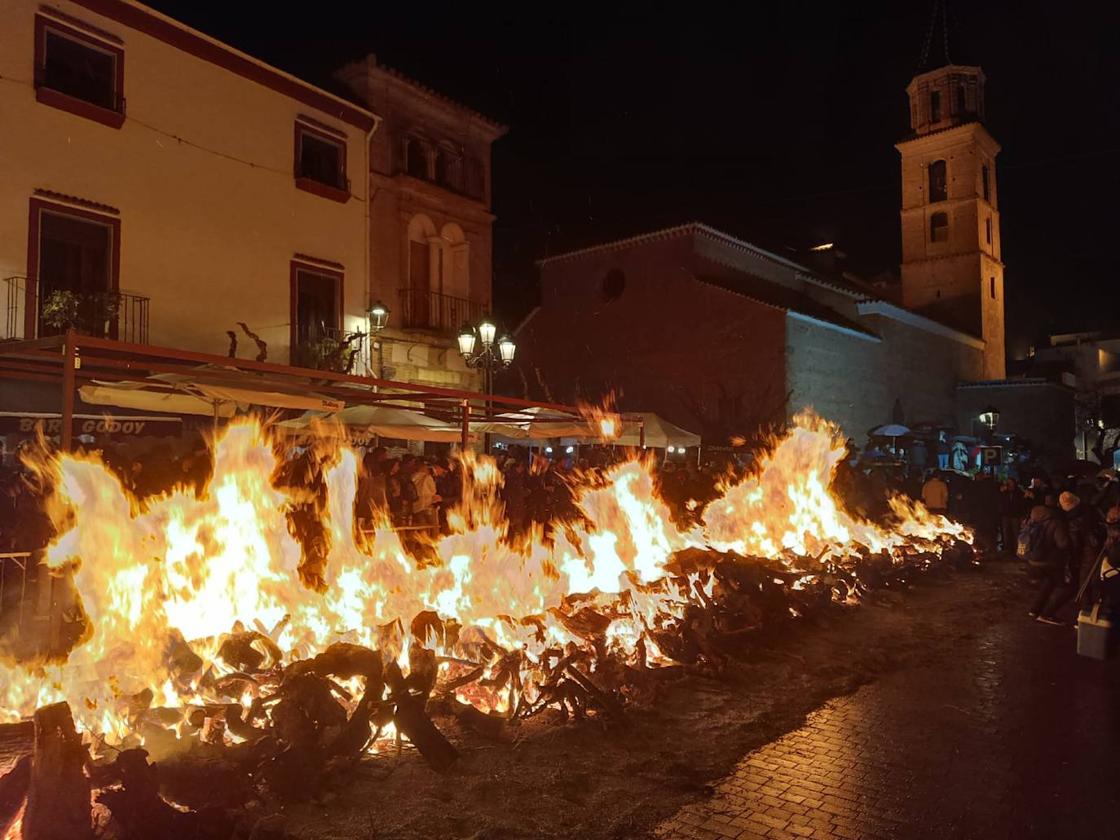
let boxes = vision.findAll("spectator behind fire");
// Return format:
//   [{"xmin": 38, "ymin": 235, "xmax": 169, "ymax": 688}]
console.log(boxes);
[
  {"xmin": 1059, "ymin": 491, "xmax": 1103, "ymax": 589},
  {"xmin": 1026, "ymin": 502, "xmax": 1073, "ymax": 624},
  {"xmin": 409, "ymin": 459, "xmax": 440, "ymax": 531},
  {"xmin": 921, "ymin": 471, "xmax": 949, "ymax": 513},
  {"xmin": 998, "ymin": 478, "xmax": 1028, "ymax": 557}
]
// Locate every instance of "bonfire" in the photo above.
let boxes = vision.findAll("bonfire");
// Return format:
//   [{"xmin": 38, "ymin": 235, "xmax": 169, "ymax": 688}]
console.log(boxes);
[{"xmin": 0, "ymin": 412, "xmax": 972, "ymax": 838}]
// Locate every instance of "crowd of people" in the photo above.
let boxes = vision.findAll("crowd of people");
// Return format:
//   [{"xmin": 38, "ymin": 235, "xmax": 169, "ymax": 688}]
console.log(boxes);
[{"xmin": 917, "ymin": 469, "xmax": 1120, "ymax": 625}]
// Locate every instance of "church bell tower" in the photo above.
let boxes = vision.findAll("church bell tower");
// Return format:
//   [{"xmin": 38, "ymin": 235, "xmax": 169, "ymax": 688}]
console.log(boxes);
[{"xmin": 896, "ymin": 36, "xmax": 1005, "ymax": 379}]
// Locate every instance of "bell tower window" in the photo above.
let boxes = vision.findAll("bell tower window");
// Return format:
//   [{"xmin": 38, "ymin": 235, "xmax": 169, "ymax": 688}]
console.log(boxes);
[
  {"xmin": 982, "ymin": 164, "xmax": 991, "ymax": 202},
  {"xmin": 930, "ymin": 212, "xmax": 949, "ymax": 243},
  {"xmin": 930, "ymin": 90, "xmax": 941, "ymax": 123},
  {"xmin": 928, "ymin": 160, "xmax": 947, "ymax": 203}
]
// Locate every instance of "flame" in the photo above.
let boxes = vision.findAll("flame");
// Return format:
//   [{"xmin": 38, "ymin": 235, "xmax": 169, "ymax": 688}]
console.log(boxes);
[
  {"xmin": 578, "ymin": 392, "xmax": 622, "ymax": 441},
  {"xmin": 0, "ymin": 412, "xmax": 968, "ymax": 743}
]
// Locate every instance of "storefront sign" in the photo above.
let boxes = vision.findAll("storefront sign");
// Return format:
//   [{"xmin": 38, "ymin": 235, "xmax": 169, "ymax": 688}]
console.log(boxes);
[{"xmin": 0, "ymin": 414, "xmax": 182, "ymax": 438}]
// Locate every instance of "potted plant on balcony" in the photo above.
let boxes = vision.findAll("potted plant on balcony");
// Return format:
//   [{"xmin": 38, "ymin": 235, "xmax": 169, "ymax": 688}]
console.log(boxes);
[
  {"xmin": 301, "ymin": 330, "xmax": 366, "ymax": 374},
  {"xmin": 41, "ymin": 290, "xmax": 120, "ymax": 337},
  {"xmin": 41, "ymin": 289, "xmax": 81, "ymax": 333}
]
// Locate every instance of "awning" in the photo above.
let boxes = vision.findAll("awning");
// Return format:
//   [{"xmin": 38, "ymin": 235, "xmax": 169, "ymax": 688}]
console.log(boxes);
[
  {"xmin": 278, "ymin": 405, "xmax": 464, "ymax": 443},
  {"xmin": 594, "ymin": 412, "xmax": 701, "ymax": 449},
  {"xmin": 80, "ymin": 375, "xmax": 343, "ymax": 417}
]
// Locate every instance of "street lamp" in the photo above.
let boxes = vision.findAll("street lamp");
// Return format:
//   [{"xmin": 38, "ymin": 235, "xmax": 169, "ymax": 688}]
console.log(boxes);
[
  {"xmin": 458, "ymin": 320, "xmax": 515, "ymax": 373},
  {"xmin": 368, "ymin": 301, "xmax": 390, "ymax": 377},
  {"xmin": 979, "ymin": 405, "xmax": 999, "ymax": 433},
  {"xmin": 458, "ymin": 319, "xmax": 516, "ymax": 452},
  {"xmin": 368, "ymin": 301, "xmax": 390, "ymax": 332}
]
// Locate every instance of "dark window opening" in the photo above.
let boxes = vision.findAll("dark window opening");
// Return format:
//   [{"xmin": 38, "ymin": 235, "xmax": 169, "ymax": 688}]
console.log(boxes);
[
  {"xmin": 294, "ymin": 268, "xmax": 340, "ymax": 347},
  {"xmin": 37, "ymin": 209, "xmax": 113, "ymax": 336},
  {"xmin": 929, "ymin": 159, "xmax": 948, "ymax": 203},
  {"xmin": 985, "ymin": 217, "xmax": 992, "ymax": 245},
  {"xmin": 930, "ymin": 90, "xmax": 941, "ymax": 122},
  {"xmin": 982, "ymin": 164, "xmax": 991, "ymax": 202},
  {"xmin": 990, "ymin": 277, "xmax": 996, "ymax": 299},
  {"xmin": 406, "ymin": 138, "xmax": 428, "ymax": 179},
  {"xmin": 297, "ymin": 128, "xmax": 345, "ymax": 190},
  {"xmin": 956, "ymin": 84, "xmax": 966, "ymax": 114},
  {"xmin": 930, "ymin": 211, "xmax": 949, "ymax": 243},
  {"xmin": 40, "ymin": 27, "xmax": 118, "ymax": 111},
  {"xmin": 465, "ymin": 158, "xmax": 485, "ymax": 199},
  {"xmin": 406, "ymin": 240, "xmax": 432, "ymax": 326},
  {"xmin": 602, "ymin": 269, "xmax": 626, "ymax": 302},
  {"xmin": 434, "ymin": 150, "xmax": 448, "ymax": 186}
]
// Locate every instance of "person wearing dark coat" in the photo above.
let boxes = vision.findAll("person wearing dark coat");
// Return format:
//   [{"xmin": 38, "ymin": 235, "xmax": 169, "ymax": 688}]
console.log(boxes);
[
  {"xmin": 1061, "ymin": 491, "xmax": 1103, "ymax": 583},
  {"xmin": 1028, "ymin": 504, "xmax": 1074, "ymax": 623},
  {"xmin": 998, "ymin": 478, "xmax": 1028, "ymax": 556}
]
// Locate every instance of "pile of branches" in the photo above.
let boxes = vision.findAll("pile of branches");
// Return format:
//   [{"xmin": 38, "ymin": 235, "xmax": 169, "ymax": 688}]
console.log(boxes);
[{"xmin": 0, "ymin": 539, "xmax": 973, "ymax": 838}]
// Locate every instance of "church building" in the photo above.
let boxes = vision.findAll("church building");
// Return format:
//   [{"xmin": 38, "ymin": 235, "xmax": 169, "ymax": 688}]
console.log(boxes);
[{"xmin": 509, "ymin": 53, "xmax": 1073, "ymax": 459}]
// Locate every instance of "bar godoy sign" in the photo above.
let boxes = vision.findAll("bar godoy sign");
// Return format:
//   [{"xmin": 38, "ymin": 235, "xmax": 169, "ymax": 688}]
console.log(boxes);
[{"xmin": 0, "ymin": 415, "xmax": 183, "ymax": 437}]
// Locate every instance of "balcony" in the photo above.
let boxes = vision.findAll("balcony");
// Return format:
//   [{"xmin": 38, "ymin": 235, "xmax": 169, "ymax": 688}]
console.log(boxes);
[
  {"xmin": 292, "ymin": 324, "xmax": 367, "ymax": 373},
  {"xmin": 397, "ymin": 288, "xmax": 486, "ymax": 334},
  {"xmin": 2, "ymin": 276, "xmax": 149, "ymax": 344}
]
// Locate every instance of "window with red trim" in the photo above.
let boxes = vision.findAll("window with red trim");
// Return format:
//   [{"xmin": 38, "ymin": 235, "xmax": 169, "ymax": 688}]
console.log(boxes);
[
  {"xmin": 34, "ymin": 15, "xmax": 125, "ymax": 128},
  {"xmin": 290, "ymin": 262, "xmax": 343, "ymax": 366},
  {"xmin": 294, "ymin": 122, "xmax": 349, "ymax": 202}
]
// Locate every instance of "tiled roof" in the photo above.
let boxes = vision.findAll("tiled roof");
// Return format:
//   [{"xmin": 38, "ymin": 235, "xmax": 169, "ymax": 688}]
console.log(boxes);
[{"xmin": 370, "ymin": 60, "xmax": 508, "ymax": 134}]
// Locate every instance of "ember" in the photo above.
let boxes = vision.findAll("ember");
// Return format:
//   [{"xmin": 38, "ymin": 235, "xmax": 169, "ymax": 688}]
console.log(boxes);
[{"xmin": 0, "ymin": 412, "xmax": 971, "ymax": 835}]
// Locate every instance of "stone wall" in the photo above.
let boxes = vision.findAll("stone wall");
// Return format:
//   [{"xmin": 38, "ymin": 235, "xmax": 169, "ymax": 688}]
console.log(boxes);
[{"xmin": 786, "ymin": 306, "xmax": 986, "ymax": 442}]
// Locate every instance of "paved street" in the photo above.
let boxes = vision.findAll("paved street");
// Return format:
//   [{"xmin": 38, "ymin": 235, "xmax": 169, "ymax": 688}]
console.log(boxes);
[{"xmin": 654, "ymin": 601, "xmax": 1120, "ymax": 840}]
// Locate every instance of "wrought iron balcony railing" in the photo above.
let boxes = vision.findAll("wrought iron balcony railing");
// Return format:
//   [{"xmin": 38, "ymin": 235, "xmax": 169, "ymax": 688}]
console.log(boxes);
[
  {"xmin": 1, "ymin": 276, "xmax": 149, "ymax": 344},
  {"xmin": 397, "ymin": 288, "xmax": 486, "ymax": 334},
  {"xmin": 292, "ymin": 324, "xmax": 367, "ymax": 373}
]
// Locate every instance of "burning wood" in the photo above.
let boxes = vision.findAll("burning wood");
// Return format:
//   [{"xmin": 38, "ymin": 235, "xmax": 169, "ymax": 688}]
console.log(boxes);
[{"xmin": 0, "ymin": 412, "xmax": 975, "ymax": 832}]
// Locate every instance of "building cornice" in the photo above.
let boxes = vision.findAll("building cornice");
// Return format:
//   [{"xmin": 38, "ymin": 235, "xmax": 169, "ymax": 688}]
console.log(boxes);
[
  {"xmin": 896, "ymin": 121, "xmax": 1001, "ymax": 156},
  {"xmin": 64, "ymin": 0, "xmax": 378, "ymax": 131},
  {"xmin": 857, "ymin": 300, "xmax": 986, "ymax": 350}
]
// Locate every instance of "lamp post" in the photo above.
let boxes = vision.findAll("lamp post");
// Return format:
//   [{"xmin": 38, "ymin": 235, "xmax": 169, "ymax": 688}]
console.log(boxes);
[
  {"xmin": 979, "ymin": 405, "xmax": 999, "ymax": 434},
  {"xmin": 368, "ymin": 300, "xmax": 390, "ymax": 378},
  {"xmin": 458, "ymin": 317, "xmax": 516, "ymax": 451}
]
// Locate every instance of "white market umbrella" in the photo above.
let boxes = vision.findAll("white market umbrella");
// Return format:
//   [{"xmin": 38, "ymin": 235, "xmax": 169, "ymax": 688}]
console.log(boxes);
[{"xmin": 279, "ymin": 404, "xmax": 464, "ymax": 443}]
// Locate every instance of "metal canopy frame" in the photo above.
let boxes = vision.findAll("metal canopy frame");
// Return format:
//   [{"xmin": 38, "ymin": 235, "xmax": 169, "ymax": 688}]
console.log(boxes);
[{"xmin": 0, "ymin": 332, "xmax": 632, "ymax": 450}]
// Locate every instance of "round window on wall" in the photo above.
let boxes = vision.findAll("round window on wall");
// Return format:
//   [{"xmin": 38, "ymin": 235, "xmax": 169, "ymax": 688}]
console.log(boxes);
[{"xmin": 602, "ymin": 268, "xmax": 626, "ymax": 302}]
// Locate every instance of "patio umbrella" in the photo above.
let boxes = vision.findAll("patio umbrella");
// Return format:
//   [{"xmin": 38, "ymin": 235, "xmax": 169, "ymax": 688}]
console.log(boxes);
[
  {"xmin": 868, "ymin": 424, "xmax": 911, "ymax": 438},
  {"xmin": 279, "ymin": 405, "xmax": 464, "ymax": 442}
]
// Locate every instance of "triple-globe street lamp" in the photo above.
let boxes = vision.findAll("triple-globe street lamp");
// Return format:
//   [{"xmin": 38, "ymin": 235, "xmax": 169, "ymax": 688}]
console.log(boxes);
[{"xmin": 458, "ymin": 318, "xmax": 516, "ymax": 450}]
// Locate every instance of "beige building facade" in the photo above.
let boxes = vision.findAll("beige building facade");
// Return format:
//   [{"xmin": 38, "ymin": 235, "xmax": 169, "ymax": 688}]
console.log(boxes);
[
  {"xmin": 336, "ymin": 56, "xmax": 507, "ymax": 390},
  {"xmin": 0, "ymin": 0, "xmax": 382, "ymax": 372}
]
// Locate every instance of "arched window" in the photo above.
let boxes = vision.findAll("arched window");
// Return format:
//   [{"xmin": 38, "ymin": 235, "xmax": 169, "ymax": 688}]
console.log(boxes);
[
  {"xmin": 405, "ymin": 214, "xmax": 437, "ymax": 327},
  {"xmin": 439, "ymin": 223, "xmax": 469, "ymax": 301},
  {"xmin": 928, "ymin": 160, "xmax": 947, "ymax": 203},
  {"xmin": 930, "ymin": 211, "xmax": 949, "ymax": 243},
  {"xmin": 602, "ymin": 269, "xmax": 626, "ymax": 302}
]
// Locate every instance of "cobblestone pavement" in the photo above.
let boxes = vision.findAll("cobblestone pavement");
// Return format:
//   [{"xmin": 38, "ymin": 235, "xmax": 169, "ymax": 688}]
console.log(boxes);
[{"xmin": 654, "ymin": 606, "xmax": 1120, "ymax": 840}]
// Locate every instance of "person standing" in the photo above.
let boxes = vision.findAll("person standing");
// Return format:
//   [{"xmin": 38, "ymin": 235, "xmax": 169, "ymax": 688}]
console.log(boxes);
[
  {"xmin": 998, "ymin": 478, "xmax": 1027, "ymax": 557},
  {"xmin": 1060, "ymin": 491, "xmax": 1103, "ymax": 593},
  {"xmin": 409, "ymin": 459, "xmax": 441, "ymax": 533},
  {"xmin": 921, "ymin": 471, "xmax": 949, "ymax": 514},
  {"xmin": 1026, "ymin": 502, "xmax": 1073, "ymax": 624}
]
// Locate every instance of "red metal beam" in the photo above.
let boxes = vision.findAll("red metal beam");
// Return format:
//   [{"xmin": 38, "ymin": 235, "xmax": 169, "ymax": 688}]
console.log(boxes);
[{"xmin": 61, "ymin": 334, "xmax": 586, "ymax": 414}]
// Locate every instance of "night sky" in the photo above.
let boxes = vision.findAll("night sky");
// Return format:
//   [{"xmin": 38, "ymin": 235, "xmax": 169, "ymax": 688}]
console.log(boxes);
[{"xmin": 148, "ymin": 1, "xmax": 1119, "ymax": 358}]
